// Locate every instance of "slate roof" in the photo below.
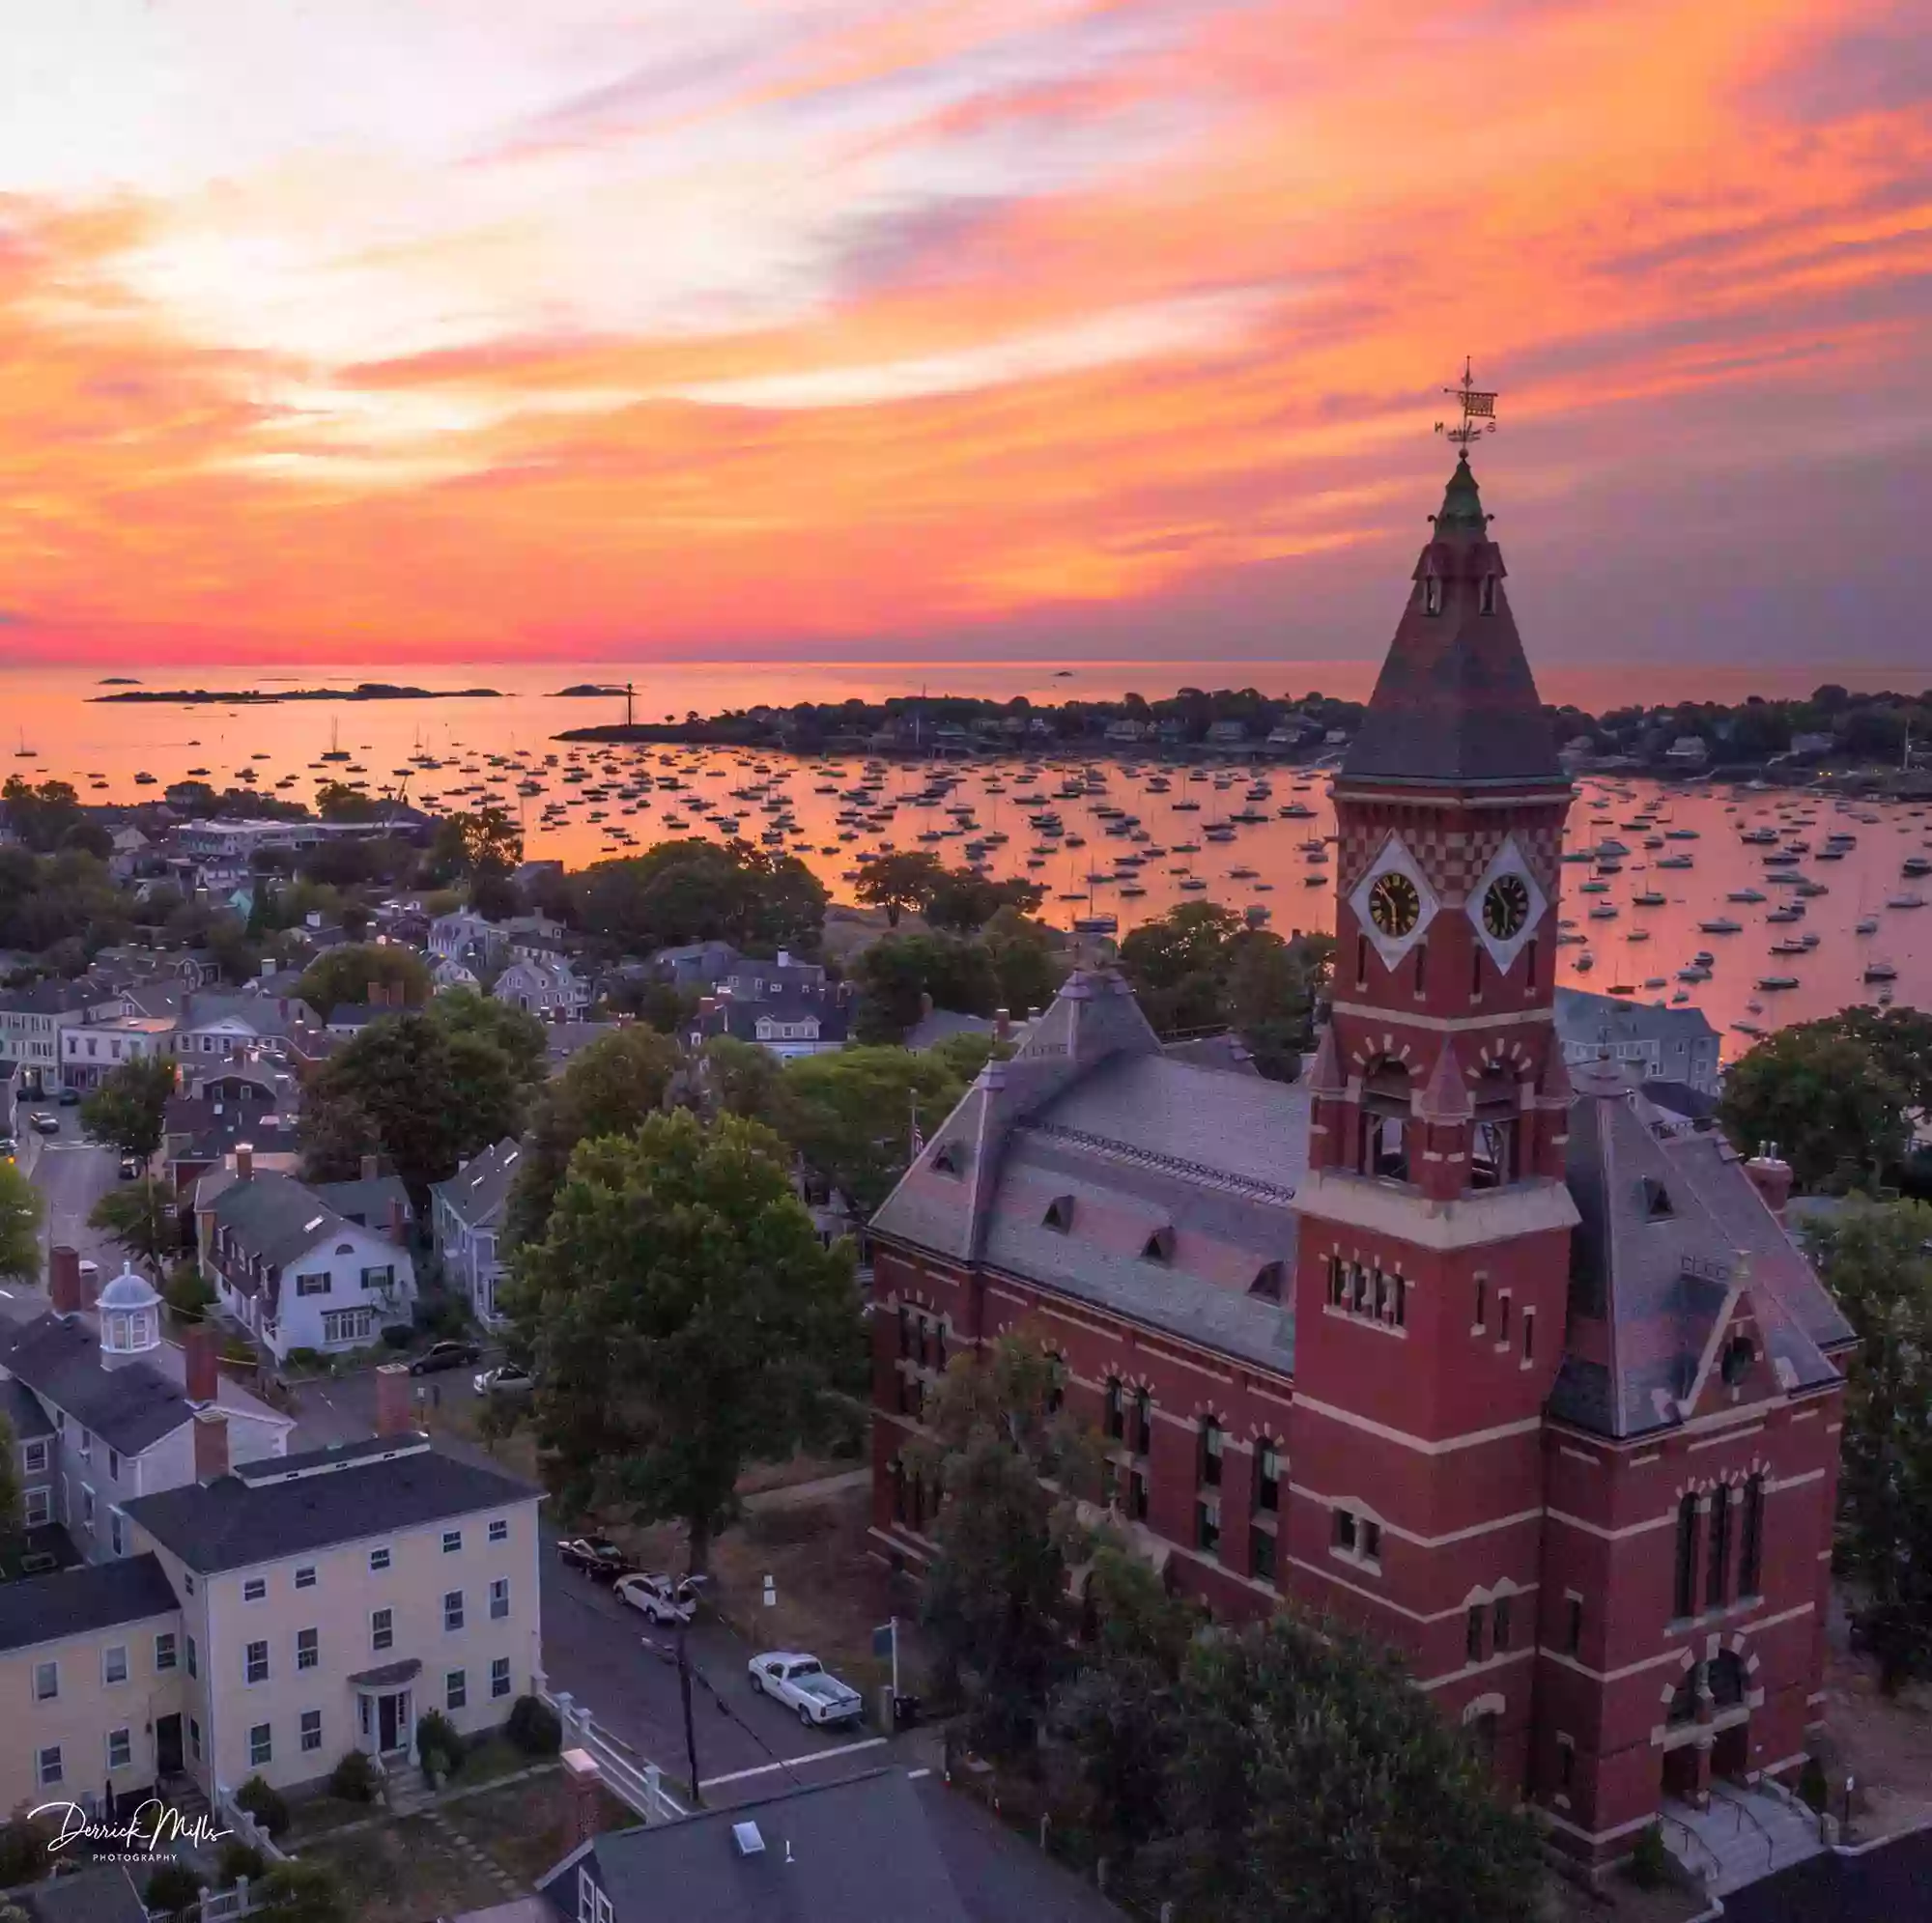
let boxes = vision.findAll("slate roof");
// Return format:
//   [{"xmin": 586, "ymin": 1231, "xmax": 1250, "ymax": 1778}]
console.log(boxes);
[
  {"xmin": 540, "ymin": 1767, "xmax": 1120, "ymax": 1923},
  {"xmin": 311, "ymin": 1173, "xmax": 412, "ymax": 1230},
  {"xmin": 0, "ymin": 1315, "xmax": 202, "ymax": 1455},
  {"xmin": 123, "ymin": 1437, "xmax": 537, "ymax": 1572},
  {"xmin": 1554, "ymin": 986, "xmax": 1719, "ymax": 1057},
  {"xmin": 434, "ymin": 1138, "xmax": 523, "ymax": 1230},
  {"xmin": 163, "ymin": 1096, "xmax": 301, "ymax": 1167},
  {"xmin": 0, "ymin": 1552, "xmax": 179, "ymax": 1654},
  {"xmin": 1550, "ymin": 1061, "xmax": 1853, "ymax": 1439},
  {"xmin": 704, "ymin": 987, "xmax": 852, "ymax": 1046},
  {"xmin": 203, "ymin": 1170, "xmax": 395, "ymax": 1269},
  {"xmin": 0, "ymin": 1372, "xmax": 56, "ymax": 1440},
  {"xmin": 1340, "ymin": 456, "xmax": 1566, "ymax": 789}
]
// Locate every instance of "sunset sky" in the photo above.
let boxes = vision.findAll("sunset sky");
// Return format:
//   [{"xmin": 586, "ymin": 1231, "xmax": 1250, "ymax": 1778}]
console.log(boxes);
[{"xmin": 0, "ymin": 0, "xmax": 1925, "ymax": 670}]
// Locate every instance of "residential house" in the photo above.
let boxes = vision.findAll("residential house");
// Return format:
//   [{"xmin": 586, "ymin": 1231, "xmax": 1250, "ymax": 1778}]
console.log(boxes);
[
  {"xmin": 0, "ymin": 1251, "xmax": 292, "ymax": 1559},
  {"xmin": 722, "ymin": 952, "xmax": 826, "ymax": 1000},
  {"xmin": 493, "ymin": 954, "xmax": 590, "ymax": 1019},
  {"xmin": 645, "ymin": 941, "xmax": 738, "ymax": 988},
  {"xmin": 122, "ymin": 1404, "xmax": 542, "ymax": 1795},
  {"xmin": 531, "ymin": 1764, "xmax": 1120, "ymax": 1923},
  {"xmin": 59, "ymin": 1013, "xmax": 179, "ymax": 1092},
  {"xmin": 1663, "ymin": 735, "xmax": 1710, "ymax": 769},
  {"xmin": 692, "ymin": 982, "xmax": 852, "ymax": 1060},
  {"xmin": 0, "ymin": 978, "xmax": 135, "ymax": 1097},
  {"xmin": 196, "ymin": 1155, "xmax": 417, "ymax": 1360},
  {"xmin": 107, "ymin": 825, "xmax": 152, "ymax": 881},
  {"xmin": 175, "ymin": 992, "xmax": 322, "ymax": 1066},
  {"xmin": 1554, "ymin": 986, "xmax": 1722, "ymax": 1096},
  {"xmin": 433, "ymin": 957, "xmax": 482, "ymax": 992},
  {"xmin": 163, "ymin": 1094, "xmax": 301, "ymax": 1196},
  {"xmin": 432, "ymin": 1139, "xmax": 521, "ymax": 1323}
]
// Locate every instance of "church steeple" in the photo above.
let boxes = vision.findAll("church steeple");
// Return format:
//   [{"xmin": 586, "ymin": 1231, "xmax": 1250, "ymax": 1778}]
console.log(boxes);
[{"xmin": 1342, "ymin": 387, "xmax": 1564, "ymax": 790}]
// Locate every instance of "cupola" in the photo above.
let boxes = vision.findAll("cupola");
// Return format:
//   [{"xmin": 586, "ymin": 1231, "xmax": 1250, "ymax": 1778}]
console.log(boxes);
[{"xmin": 98, "ymin": 1263, "xmax": 162, "ymax": 1371}]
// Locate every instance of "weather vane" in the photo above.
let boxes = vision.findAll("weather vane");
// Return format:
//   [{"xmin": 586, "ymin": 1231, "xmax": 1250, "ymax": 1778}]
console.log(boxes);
[{"xmin": 1435, "ymin": 355, "xmax": 1498, "ymax": 451}]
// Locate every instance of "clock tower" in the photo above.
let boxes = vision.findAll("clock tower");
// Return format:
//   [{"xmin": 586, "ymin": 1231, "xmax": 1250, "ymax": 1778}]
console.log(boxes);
[{"xmin": 1288, "ymin": 412, "xmax": 1577, "ymax": 1789}]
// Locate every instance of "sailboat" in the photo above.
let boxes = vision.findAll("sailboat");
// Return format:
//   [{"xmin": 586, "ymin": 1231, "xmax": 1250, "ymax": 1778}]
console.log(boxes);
[
  {"xmin": 321, "ymin": 719, "xmax": 351, "ymax": 764},
  {"xmin": 14, "ymin": 729, "xmax": 36, "ymax": 759}
]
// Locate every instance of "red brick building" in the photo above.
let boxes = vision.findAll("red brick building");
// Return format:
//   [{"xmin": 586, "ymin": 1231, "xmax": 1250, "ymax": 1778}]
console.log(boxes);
[{"xmin": 866, "ymin": 452, "xmax": 1855, "ymax": 1865}]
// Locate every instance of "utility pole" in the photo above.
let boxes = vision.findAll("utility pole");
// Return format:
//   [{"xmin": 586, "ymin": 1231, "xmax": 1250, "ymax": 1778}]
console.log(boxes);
[{"xmin": 675, "ymin": 1618, "xmax": 702, "ymax": 1806}]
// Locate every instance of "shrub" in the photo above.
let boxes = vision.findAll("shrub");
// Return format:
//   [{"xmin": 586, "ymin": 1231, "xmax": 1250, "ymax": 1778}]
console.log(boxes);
[
  {"xmin": 506, "ymin": 1693, "xmax": 562, "ymax": 1756},
  {"xmin": 234, "ymin": 1773, "xmax": 290, "ymax": 1839},
  {"xmin": 1798, "ymin": 1756, "xmax": 1830, "ymax": 1813},
  {"xmin": 284, "ymin": 1345, "xmax": 324, "ymax": 1372},
  {"xmin": 215, "ymin": 1841, "xmax": 267, "ymax": 1889},
  {"xmin": 143, "ymin": 1863, "xmax": 204, "ymax": 1917},
  {"xmin": 256, "ymin": 1858, "xmax": 348, "ymax": 1923},
  {"xmin": 0, "ymin": 1813, "xmax": 56, "ymax": 1885},
  {"xmin": 415, "ymin": 1708, "xmax": 464, "ymax": 1770},
  {"xmin": 1624, "ymin": 1824, "xmax": 1670, "ymax": 1889},
  {"xmin": 412, "ymin": 1293, "xmax": 470, "ymax": 1340},
  {"xmin": 381, "ymin": 1322, "xmax": 413, "ymax": 1350},
  {"xmin": 328, "ymin": 1748, "xmax": 378, "ymax": 1803}
]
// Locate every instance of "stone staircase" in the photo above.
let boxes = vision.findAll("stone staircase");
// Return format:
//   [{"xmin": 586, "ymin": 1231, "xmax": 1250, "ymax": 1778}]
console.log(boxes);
[{"xmin": 1662, "ymin": 1783, "xmax": 1827, "ymax": 1895}]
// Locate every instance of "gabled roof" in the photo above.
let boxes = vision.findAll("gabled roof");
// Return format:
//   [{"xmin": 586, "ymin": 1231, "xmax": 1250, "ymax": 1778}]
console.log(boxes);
[
  {"xmin": 203, "ymin": 1170, "xmax": 385, "ymax": 1270},
  {"xmin": 123, "ymin": 1435, "xmax": 537, "ymax": 1573},
  {"xmin": 434, "ymin": 1137, "xmax": 523, "ymax": 1229},
  {"xmin": 0, "ymin": 1315, "xmax": 202, "ymax": 1455},
  {"xmin": 1340, "ymin": 456, "xmax": 1565, "ymax": 790},
  {"xmin": 0, "ymin": 1552, "xmax": 179, "ymax": 1655},
  {"xmin": 1551, "ymin": 1060, "xmax": 1849, "ymax": 1439}
]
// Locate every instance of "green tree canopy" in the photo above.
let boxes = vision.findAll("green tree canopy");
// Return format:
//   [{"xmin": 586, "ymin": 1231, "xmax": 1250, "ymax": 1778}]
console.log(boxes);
[
  {"xmin": 767, "ymin": 1045, "xmax": 979, "ymax": 1224},
  {"xmin": 503, "ymin": 1026, "xmax": 682, "ymax": 1248},
  {"xmin": 430, "ymin": 805, "xmax": 524, "ymax": 882},
  {"xmin": 699, "ymin": 1033, "xmax": 783, "ymax": 1124},
  {"xmin": 1800, "ymin": 1199, "xmax": 1932, "ymax": 1688},
  {"xmin": 850, "ymin": 933, "xmax": 999, "ymax": 1043},
  {"xmin": 428, "ymin": 987, "xmax": 549, "ymax": 1085},
  {"xmin": 508, "ymin": 1110, "xmax": 862, "ymax": 1570},
  {"xmin": 300, "ymin": 1013, "xmax": 524, "ymax": 1200},
  {"xmin": 79, "ymin": 1056, "xmax": 179, "ymax": 1162},
  {"xmin": 923, "ymin": 868, "xmax": 1046, "ymax": 934},
  {"xmin": 853, "ymin": 850, "xmax": 948, "ymax": 928},
  {"xmin": 981, "ymin": 907, "xmax": 1069, "ymax": 1020},
  {"xmin": 294, "ymin": 943, "xmax": 431, "ymax": 1014},
  {"xmin": 1719, "ymin": 1024, "xmax": 1910, "ymax": 1192},
  {"xmin": 89, "ymin": 1180, "xmax": 180, "ymax": 1279},
  {"xmin": 573, "ymin": 838, "xmax": 827, "ymax": 957},
  {"xmin": 0, "ymin": 1163, "xmax": 41, "ymax": 1285}
]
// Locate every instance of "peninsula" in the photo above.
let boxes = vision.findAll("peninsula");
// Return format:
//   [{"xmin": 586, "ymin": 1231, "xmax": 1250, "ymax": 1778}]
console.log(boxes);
[{"xmin": 93, "ymin": 682, "xmax": 502, "ymax": 704}]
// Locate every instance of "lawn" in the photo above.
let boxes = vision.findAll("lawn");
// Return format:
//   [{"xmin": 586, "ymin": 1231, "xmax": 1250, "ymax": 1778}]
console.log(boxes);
[
  {"xmin": 300, "ymin": 1814, "xmax": 506, "ymax": 1923},
  {"xmin": 448, "ymin": 1776, "xmax": 636, "ymax": 1887}
]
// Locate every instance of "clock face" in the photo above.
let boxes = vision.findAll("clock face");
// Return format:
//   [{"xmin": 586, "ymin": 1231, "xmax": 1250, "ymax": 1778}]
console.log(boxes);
[
  {"xmin": 1368, "ymin": 871, "xmax": 1421, "ymax": 939},
  {"xmin": 1483, "ymin": 873, "xmax": 1532, "ymax": 941}
]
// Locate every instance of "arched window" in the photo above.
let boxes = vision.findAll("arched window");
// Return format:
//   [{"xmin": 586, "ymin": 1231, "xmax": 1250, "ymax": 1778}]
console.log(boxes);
[
  {"xmin": 1666, "ymin": 1664, "xmax": 1699, "ymax": 1725},
  {"xmin": 1424, "ymin": 576, "xmax": 1444, "ymax": 616},
  {"xmin": 1359, "ymin": 1060, "xmax": 1411, "ymax": 1181},
  {"xmin": 1479, "ymin": 575, "xmax": 1497, "ymax": 615},
  {"xmin": 1706, "ymin": 1483, "xmax": 1731, "ymax": 1607},
  {"xmin": 1739, "ymin": 1474, "xmax": 1765, "ymax": 1596},
  {"xmin": 1470, "ymin": 1064, "xmax": 1519, "ymax": 1192},
  {"xmin": 1133, "ymin": 1387, "xmax": 1154, "ymax": 1455},
  {"xmin": 1708, "ymin": 1650, "xmax": 1747, "ymax": 1709},
  {"xmin": 1199, "ymin": 1417, "xmax": 1223, "ymax": 1487},
  {"xmin": 1103, "ymin": 1376, "xmax": 1124, "ymax": 1441},
  {"xmin": 1253, "ymin": 1438, "xmax": 1281, "ymax": 1513},
  {"xmin": 1673, "ymin": 1495, "xmax": 1699, "ymax": 1620}
]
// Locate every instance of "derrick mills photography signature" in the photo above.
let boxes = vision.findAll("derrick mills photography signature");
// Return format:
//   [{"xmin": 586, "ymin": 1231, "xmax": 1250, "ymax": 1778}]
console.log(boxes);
[{"xmin": 30, "ymin": 1800, "xmax": 232, "ymax": 1858}]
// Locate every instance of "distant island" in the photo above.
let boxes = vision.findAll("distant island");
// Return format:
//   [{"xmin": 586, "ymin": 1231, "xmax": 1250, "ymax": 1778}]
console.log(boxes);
[
  {"xmin": 92, "ymin": 682, "xmax": 502, "ymax": 705},
  {"xmin": 554, "ymin": 683, "xmax": 630, "ymax": 697},
  {"xmin": 98, "ymin": 676, "xmax": 141, "ymax": 686}
]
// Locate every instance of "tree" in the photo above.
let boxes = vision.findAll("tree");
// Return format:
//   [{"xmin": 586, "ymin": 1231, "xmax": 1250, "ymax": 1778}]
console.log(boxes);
[
  {"xmin": 924, "ymin": 867, "xmax": 1046, "ymax": 934},
  {"xmin": 428, "ymin": 987, "xmax": 549, "ymax": 1085},
  {"xmin": 1123, "ymin": 1613, "xmax": 1545, "ymax": 1923},
  {"xmin": 1719, "ymin": 1025, "xmax": 1910, "ymax": 1192},
  {"xmin": 912, "ymin": 1330, "xmax": 1095, "ymax": 1754},
  {"xmin": 572, "ymin": 839, "xmax": 826, "ymax": 956},
  {"xmin": 853, "ymin": 850, "xmax": 948, "ymax": 927},
  {"xmin": 78, "ymin": 1056, "xmax": 179, "ymax": 1163},
  {"xmin": 503, "ymin": 1027, "xmax": 682, "ymax": 1248},
  {"xmin": 510, "ymin": 1111, "xmax": 862, "ymax": 1571},
  {"xmin": 254, "ymin": 1859, "xmax": 348, "ymax": 1923},
  {"xmin": 430, "ymin": 805, "xmax": 524, "ymax": 883},
  {"xmin": 89, "ymin": 1180, "xmax": 179, "ymax": 1278},
  {"xmin": 699, "ymin": 1034, "xmax": 782, "ymax": 1124},
  {"xmin": 982, "ymin": 907, "xmax": 1068, "ymax": 1019},
  {"xmin": 769, "ymin": 1047, "xmax": 978, "ymax": 1225},
  {"xmin": 301, "ymin": 1014, "xmax": 524, "ymax": 1200},
  {"xmin": 294, "ymin": 943, "xmax": 431, "ymax": 1014},
  {"xmin": 1800, "ymin": 1199, "xmax": 1932, "ymax": 1689},
  {"xmin": 850, "ymin": 934, "xmax": 999, "ymax": 1043},
  {"xmin": 0, "ymin": 1164, "xmax": 42, "ymax": 1283}
]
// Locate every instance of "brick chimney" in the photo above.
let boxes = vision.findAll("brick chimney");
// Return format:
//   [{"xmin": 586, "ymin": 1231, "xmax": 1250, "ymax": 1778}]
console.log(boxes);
[
  {"xmin": 387, "ymin": 1196, "xmax": 409, "ymax": 1244},
  {"xmin": 375, "ymin": 1361, "xmax": 415, "ymax": 1437},
  {"xmin": 48, "ymin": 1245, "xmax": 81, "ymax": 1317},
  {"xmin": 994, "ymin": 1007, "xmax": 1011, "ymax": 1042},
  {"xmin": 81, "ymin": 1259, "xmax": 102, "ymax": 1310},
  {"xmin": 192, "ymin": 1407, "xmax": 229, "ymax": 1483},
  {"xmin": 560, "ymin": 1749, "xmax": 602, "ymax": 1852},
  {"xmin": 234, "ymin": 1142, "xmax": 254, "ymax": 1181},
  {"xmin": 1744, "ymin": 1143, "xmax": 1794, "ymax": 1222},
  {"xmin": 184, "ymin": 1322, "xmax": 220, "ymax": 1404},
  {"xmin": 360, "ymin": 1152, "xmax": 380, "ymax": 1182}
]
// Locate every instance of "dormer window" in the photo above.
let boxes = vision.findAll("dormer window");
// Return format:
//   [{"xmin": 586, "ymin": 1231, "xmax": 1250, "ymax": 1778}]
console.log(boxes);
[
  {"xmin": 1141, "ymin": 1226, "xmax": 1175, "ymax": 1263},
  {"xmin": 1423, "ymin": 576, "xmax": 1444, "ymax": 616},
  {"xmin": 1641, "ymin": 1176, "xmax": 1673, "ymax": 1220},
  {"xmin": 1479, "ymin": 575, "xmax": 1497, "ymax": 615},
  {"xmin": 1043, "ymin": 1195, "xmax": 1074, "ymax": 1232},
  {"xmin": 1249, "ymin": 1260, "xmax": 1285, "ymax": 1302},
  {"xmin": 930, "ymin": 1142, "xmax": 960, "ymax": 1176}
]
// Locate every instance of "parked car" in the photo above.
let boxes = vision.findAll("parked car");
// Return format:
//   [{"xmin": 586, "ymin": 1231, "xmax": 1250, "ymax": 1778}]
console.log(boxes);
[
  {"xmin": 556, "ymin": 1537, "xmax": 630, "ymax": 1582},
  {"xmin": 118, "ymin": 1155, "xmax": 143, "ymax": 1180},
  {"xmin": 28, "ymin": 1114, "xmax": 58, "ymax": 1136},
  {"xmin": 615, "ymin": 1571, "xmax": 704, "ymax": 1626},
  {"xmin": 748, "ymin": 1651, "xmax": 865, "ymax": 1728},
  {"xmin": 0, "ymin": 1136, "xmax": 15, "ymax": 1161},
  {"xmin": 472, "ymin": 1362, "xmax": 533, "ymax": 1397},
  {"xmin": 408, "ymin": 1339, "xmax": 482, "ymax": 1376},
  {"xmin": 57, "ymin": 1089, "xmax": 79, "ymax": 1106}
]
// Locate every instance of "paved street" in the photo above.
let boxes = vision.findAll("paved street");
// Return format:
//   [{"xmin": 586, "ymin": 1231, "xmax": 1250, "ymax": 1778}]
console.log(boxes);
[
  {"xmin": 283, "ymin": 1367, "xmax": 903, "ymax": 1807},
  {"xmin": 23, "ymin": 1122, "xmax": 122, "ymax": 1274},
  {"xmin": 1720, "ymin": 1826, "xmax": 1932, "ymax": 1922}
]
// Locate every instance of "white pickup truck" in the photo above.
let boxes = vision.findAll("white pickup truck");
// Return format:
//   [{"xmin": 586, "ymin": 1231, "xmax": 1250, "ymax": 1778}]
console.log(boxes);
[{"xmin": 747, "ymin": 1651, "xmax": 865, "ymax": 1728}]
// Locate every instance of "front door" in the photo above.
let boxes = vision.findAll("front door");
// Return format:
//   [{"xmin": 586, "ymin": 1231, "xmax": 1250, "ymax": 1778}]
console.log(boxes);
[
  {"xmin": 156, "ymin": 1713, "xmax": 184, "ymax": 1777},
  {"xmin": 378, "ymin": 1689, "xmax": 412, "ymax": 1754}
]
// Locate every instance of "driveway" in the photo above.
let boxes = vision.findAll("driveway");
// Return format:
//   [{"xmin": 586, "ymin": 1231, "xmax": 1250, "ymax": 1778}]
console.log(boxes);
[{"xmin": 284, "ymin": 1367, "xmax": 900, "ymax": 1807}]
